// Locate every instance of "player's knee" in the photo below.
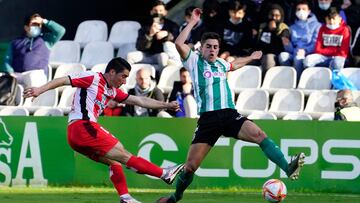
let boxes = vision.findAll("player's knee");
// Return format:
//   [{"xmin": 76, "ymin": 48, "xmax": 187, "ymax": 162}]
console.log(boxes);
[{"xmin": 251, "ymin": 129, "xmax": 267, "ymax": 144}]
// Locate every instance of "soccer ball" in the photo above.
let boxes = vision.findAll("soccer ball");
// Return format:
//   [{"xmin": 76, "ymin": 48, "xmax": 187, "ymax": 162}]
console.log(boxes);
[{"xmin": 262, "ymin": 179, "xmax": 287, "ymax": 202}]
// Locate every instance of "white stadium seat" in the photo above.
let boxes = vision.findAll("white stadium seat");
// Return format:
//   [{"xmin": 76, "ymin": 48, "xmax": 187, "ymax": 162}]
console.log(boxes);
[
  {"xmin": 15, "ymin": 84, "xmax": 24, "ymax": 106},
  {"xmin": 297, "ymin": 67, "xmax": 332, "ymax": 95},
  {"xmin": 23, "ymin": 89, "xmax": 59, "ymax": 113},
  {"xmin": 53, "ymin": 63, "xmax": 86, "ymax": 79},
  {"xmin": 283, "ymin": 112, "xmax": 312, "ymax": 120},
  {"xmin": 74, "ymin": 20, "xmax": 108, "ymax": 48},
  {"xmin": 227, "ymin": 65, "xmax": 261, "ymax": 94},
  {"xmin": 304, "ymin": 90, "xmax": 337, "ymax": 119},
  {"xmin": 49, "ymin": 40, "xmax": 81, "ymax": 67},
  {"xmin": 0, "ymin": 107, "xmax": 29, "ymax": 116},
  {"xmin": 34, "ymin": 107, "xmax": 64, "ymax": 116},
  {"xmin": 269, "ymin": 89, "xmax": 305, "ymax": 118},
  {"xmin": 318, "ymin": 113, "xmax": 334, "ymax": 121},
  {"xmin": 183, "ymin": 95, "xmax": 198, "ymax": 118},
  {"xmin": 157, "ymin": 65, "xmax": 181, "ymax": 95},
  {"xmin": 235, "ymin": 89, "xmax": 269, "ymax": 116},
  {"xmin": 80, "ymin": 41, "xmax": 114, "ymax": 69},
  {"xmin": 109, "ymin": 21, "xmax": 141, "ymax": 58},
  {"xmin": 247, "ymin": 111, "xmax": 277, "ymax": 120},
  {"xmin": 57, "ymin": 86, "xmax": 77, "ymax": 114},
  {"xmin": 262, "ymin": 66, "xmax": 297, "ymax": 94},
  {"xmin": 91, "ymin": 63, "xmax": 107, "ymax": 73}
]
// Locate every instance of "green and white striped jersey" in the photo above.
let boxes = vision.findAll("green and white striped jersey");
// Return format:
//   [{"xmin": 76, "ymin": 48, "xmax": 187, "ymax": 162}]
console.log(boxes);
[{"xmin": 183, "ymin": 50, "xmax": 235, "ymax": 114}]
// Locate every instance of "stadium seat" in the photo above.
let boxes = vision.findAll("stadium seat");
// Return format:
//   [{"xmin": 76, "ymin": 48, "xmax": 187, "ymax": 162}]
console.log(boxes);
[
  {"xmin": 183, "ymin": 95, "xmax": 198, "ymax": 118},
  {"xmin": 15, "ymin": 84, "xmax": 24, "ymax": 106},
  {"xmin": 235, "ymin": 89, "xmax": 269, "ymax": 116},
  {"xmin": 57, "ymin": 86, "xmax": 76, "ymax": 114},
  {"xmin": 20, "ymin": 69, "xmax": 48, "ymax": 88},
  {"xmin": 0, "ymin": 106, "xmax": 29, "ymax": 116},
  {"xmin": 91, "ymin": 63, "xmax": 107, "ymax": 73},
  {"xmin": 34, "ymin": 107, "xmax": 64, "ymax": 116},
  {"xmin": 304, "ymin": 90, "xmax": 337, "ymax": 119},
  {"xmin": 247, "ymin": 111, "xmax": 277, "ymax": 120},
  {"xmin": 340, "ymin": 68, "xmax": 360, "ymax": 90},
  {"xmin": 297, "ymin": 67, "xmax": 332, "ymax": 95},
  {"xmin": 80, "ymin": 41, "xmax": 114, "ymax": 69},
  {"xmin": 318, "ymin": 113, "xmax": 334, "ymax": 121},
  {"xmin": 74, "ymin": 20, "xmax": 108, "ymax": 48},
  {"xmin": 23, "ymin": 89, "xmax": 59, "ymax": 113},
  {"xmin": 227, "ymin": 65, "xmax": 261, "ymax": 94},
  {"xmin": 283, "ymin": 112, "xmax": 313, "ymax": 120},
  {"xmin": 123, "ymin": 64, "xmax": 156, "ymax": 90},
  {"xmin": 108, "ymin": 21, "xmax": 141, "ymax": 58},
  {"xmin": 49, "ymin": 40, "xmax": 81, "ymax": 67},
  {"xmin": 261, "ymin": 66, "xmax": 297, "ymax": 94},
  {"xmin": 157, "ymin": 65, "xmax": 181, "ymax": 95},
  {"xmin": 352, "ymin": 91, "xmax": 360, "ymax": 106},
  {"xmin": 268, "ymin": 89, "xmax": 305, "ymax": 118},
  {"xmin": 53, "ymin": 63, "xmax": 86, "ymax": 79}
]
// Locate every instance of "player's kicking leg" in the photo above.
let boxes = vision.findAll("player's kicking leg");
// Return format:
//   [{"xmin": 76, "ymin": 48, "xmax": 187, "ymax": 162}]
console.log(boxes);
[{"xmin": 237, "ymin": 120, "xmax": 305, "ymax": 180}]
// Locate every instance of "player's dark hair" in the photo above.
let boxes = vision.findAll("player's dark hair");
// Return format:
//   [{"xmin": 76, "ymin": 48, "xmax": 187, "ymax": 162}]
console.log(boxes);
[
  {"xmin": 185, "ymin": 6, "xmax": 197, "ymax": 16},
  {"xmin": 180, "ymin": 67, "xmax": 188, "ymax": 74},
  {"xmin": 105, "ymin": 57, "xmax": 131, "ymax": 73},
  {"xmin": 201, "ymin": 32, "xmax": 221, "ymax": 46},
  {"xmin": 24, "ymin": 13, "xmax": 41, "ymax": 25},
  {"xmin": 268, "ymin": 4, "xmax": 285, "ymax": 22},
  {"xmin": 228, "ymin": 0, "xmax": 247, "ymax": 12},
  {"xmin": 151, "ymin": 0, "xmax": 166, "ymax": 9},
  {"xmin": 326, "ymin": 7, "xmax": 339, "ymax": 19}
]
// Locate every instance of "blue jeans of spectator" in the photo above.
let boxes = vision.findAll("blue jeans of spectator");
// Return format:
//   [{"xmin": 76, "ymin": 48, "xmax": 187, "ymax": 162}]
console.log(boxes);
[
  {"xmin": 278, "ymin": 52, "xmax": 304, "ymax": 80},
  {"xmin": 304, "ymin": 54, "xmax": 346, "ymax": 70}
]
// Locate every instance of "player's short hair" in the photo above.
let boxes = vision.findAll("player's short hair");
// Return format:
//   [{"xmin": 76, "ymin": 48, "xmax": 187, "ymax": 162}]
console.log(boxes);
[
  {"xmin": 105, "ymin": 57, "xmax": 131, "ymax": 73},
  {"xmin": 24, "ymin": 13, "xmax": 41, "ymax": 26},
  {"xmin": 201, "ymin": 32, "xmax": 221, "ymax": 46},
  {"xmin": 228, "ymin": 0, "xmax": 247, "ymax": 12},
  {"xmin": 326, "ymin": 7, "xmax": 339, "ymax": 19},
  {"xmin": 180, "ymin": 67, "xmax": 188, "ymax": 74}
]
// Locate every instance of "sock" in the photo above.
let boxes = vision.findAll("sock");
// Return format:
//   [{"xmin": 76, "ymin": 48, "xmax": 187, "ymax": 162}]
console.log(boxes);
[
  {"xmin": 126, "ymin": 156, "xmax": 163, "ymax": 178},
  {"xmin": 259, "ymin": 137, "xmax": 289, "ymax": 174},
  {"xmin": 173, "ymin": 170, "xmax": 194, "ymax": 201},
  {"xmin": 110, "ymin": 164, "xmax": 128, "ymax": 195}
]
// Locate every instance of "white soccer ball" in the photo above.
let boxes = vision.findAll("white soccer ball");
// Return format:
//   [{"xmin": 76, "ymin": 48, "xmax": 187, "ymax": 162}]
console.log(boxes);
[{"xmin": 262, "ymin": 179, "xmax": 287, "ymax": 202}]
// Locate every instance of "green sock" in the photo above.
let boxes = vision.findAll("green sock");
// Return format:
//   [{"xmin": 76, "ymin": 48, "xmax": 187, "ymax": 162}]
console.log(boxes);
[
  {"xmin": 172, "ymin": 170, "xmax": 194, "ymax": 201},
  {"xmin": 259, "ymin": 137, "xmax": 289, "ymax": 174}
]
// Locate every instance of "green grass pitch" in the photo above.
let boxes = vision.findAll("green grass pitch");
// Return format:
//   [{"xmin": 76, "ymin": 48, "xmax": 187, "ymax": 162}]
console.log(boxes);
[{"xmin": 0, "ymin": 187, "xmax": 359, "ymax": 203}]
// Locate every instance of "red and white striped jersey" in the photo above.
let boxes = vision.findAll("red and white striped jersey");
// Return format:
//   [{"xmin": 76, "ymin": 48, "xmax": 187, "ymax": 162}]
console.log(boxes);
[{"xmin": 68, "ymin": 71, "xmax": 129, "ymax": 122}]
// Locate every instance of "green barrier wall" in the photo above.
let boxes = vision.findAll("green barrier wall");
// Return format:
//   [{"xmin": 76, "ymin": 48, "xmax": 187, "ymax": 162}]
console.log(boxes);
[{"xmin": 0, "ymin": 116, "xmax": 359, "ymax": 193}]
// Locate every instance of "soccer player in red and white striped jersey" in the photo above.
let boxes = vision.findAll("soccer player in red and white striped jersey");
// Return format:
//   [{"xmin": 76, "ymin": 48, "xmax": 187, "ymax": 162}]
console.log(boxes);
[{"xmin": 24, "ymin": 57, "xmax": 184, "ymax": 203}]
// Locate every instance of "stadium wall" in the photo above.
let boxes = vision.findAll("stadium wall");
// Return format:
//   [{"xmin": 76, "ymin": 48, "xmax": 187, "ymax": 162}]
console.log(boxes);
[{"xmin": 0, "ymin": 116, "xmax": 359, "ymax": 193}]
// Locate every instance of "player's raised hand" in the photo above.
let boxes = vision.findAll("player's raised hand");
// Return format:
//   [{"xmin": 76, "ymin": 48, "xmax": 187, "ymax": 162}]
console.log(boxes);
[
  {"xmin": 250, "ymin": 51, "xmax": 263, "ymax": 60},
  {"xmin": 191, "ymin": 8, "xmax": 202, "ymax": 23},
  {"xmin": 23, "ymin": 87, "xmax": 42, "ymax": 101},
  {"xmin": 167, "ymin": 101, "xmax": 181, "ymax": 112}
]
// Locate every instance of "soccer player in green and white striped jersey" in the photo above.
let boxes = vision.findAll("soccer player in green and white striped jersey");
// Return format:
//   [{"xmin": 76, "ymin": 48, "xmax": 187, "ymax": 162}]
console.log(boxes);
[{"xmin": 156, "ymin": 8, "xmax": 305, "ymax": 203}]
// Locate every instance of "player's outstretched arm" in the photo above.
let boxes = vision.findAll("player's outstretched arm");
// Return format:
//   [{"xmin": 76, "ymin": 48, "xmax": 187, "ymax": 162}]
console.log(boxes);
[
  {"xmin": 231, "ymin": 51, "xmax": 263, "ymax": 71},
  {"xmin": 23, "ymin": 76, "xmax": 70, "ymax": 100},
  {"xmin": 175, "ymin": 8, "xmax": 202, "ymax": 59},
  {"xmin": 124, "ymin": 95, "xmax": 180, "ymax": 111}
]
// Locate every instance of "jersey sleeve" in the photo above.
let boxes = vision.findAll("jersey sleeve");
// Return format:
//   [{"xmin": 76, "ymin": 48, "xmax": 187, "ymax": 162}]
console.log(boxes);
[
  {"xmin": 218, "ymin": 57, "xmax": 232, "ymax": 72},
  {"xmin": 68, "ymin": 71, "xmax": 94, "ymax": 88},
  {"xmin": 182, "ymin": 50, "xmax": 199, "ymax": 72},
  {"xmin": 114, "ymin": 88, "xmax": 129, "ymax": 103}
]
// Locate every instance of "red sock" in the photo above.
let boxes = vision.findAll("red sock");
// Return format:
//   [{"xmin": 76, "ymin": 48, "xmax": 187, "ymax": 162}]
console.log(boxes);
[
  {"xmin": 126, "ymin": 156, "xmax": 163, "ymax": 178},
  {"xmin": 110, "ymin": 164, "xmax": 128, "ymax": 195}
]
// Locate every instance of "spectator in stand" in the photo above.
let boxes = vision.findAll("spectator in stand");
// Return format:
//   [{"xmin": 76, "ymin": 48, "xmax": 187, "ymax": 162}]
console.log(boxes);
[
  {"xmin": 202, "ymin": 0, "xmax": 224, "ymax": 34},
  {"xmin": 344, "ymin": 0, "xmax": 360, "ymax": 39},
  {"xmin": 122, "ymin": 68, "xmax": 165, "ymax": 117},
  {"xmin": 279, "ymin": 0, "xmax": 321, "ymax": 80},
  {"xmin": 304, "ymin": 7, "xmax": 350, "ymax": 70},
  {"xmin": 219, "ymin": 0, "xmax": 254, "ymax": 62},
  {"xmin": 179, "ymin": 6, "xmax": 206, "ymax": 50},
  {"xmin": 167, "ymin": 67, "xmax": 194, "ymax": 117},
  {"xmin": 313, "ymin": 0, "xmax": 347, "ymax": 24},
  {"xmin": 350, "ymin": 27, "xmax": 360, "ymax": 67},
  {"xmin": 127, "ymin": 0, "xmax": 179, "ymax": 72},
  {"xmin": 334, "ymin": 89, "xmax": 360, "ymax": 121},
  {"xmin": 256, "ymin": 4, "xmax": 290, "ymax": 77},
  {"xmin": 1, "ymin": 13, "xmax": 65, "ymax": 87}
]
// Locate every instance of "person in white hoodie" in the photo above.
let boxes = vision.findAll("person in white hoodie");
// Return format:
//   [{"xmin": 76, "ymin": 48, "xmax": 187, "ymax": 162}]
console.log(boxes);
[{"xmin": 278, "ymin": 0, "xmax": 321, "ymax": 80}]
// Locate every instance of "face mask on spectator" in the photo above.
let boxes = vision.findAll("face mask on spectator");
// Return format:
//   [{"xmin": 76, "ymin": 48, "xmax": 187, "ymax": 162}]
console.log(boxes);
[
  {"xmin": 152, "ymin": 13, "xmax": 164, "ymax": 20},
  {"xmin": 296, "ymin": 10, "xmax": 309, "ymax": 20},
  {"xmin": 229, "ymin": 18, "xmax": 242, "ymax": 25},
  {"xmin": 319, "ymin": 2, "xmax": 331, "ymax": 10},
  {"xmin": 326, "ymin": 24, "xmax": 340, "ymax": 30},
  {"xmin": 29, "ymin": 26, "xmax": 41, "ymax": 38}
]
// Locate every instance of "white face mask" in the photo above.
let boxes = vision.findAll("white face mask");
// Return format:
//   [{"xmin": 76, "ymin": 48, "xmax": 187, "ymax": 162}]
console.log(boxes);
[
  {"xmin": 229, "ymin": 18, "xmax": 242, "ymax": 25},
  {"xmin": 296, "ymin": 10, "xmax": 309, "ymax": 21},
  {"xmin": 29, "ymin": 26, "xmax": 41, "ymax": 38},
  {"xmin": 319, "ymin": 2, "xmax": 331, "ymax": 10},
  {"xmin": 326, "ymin": 24, "xmax": 340, "ymax": 30}
]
